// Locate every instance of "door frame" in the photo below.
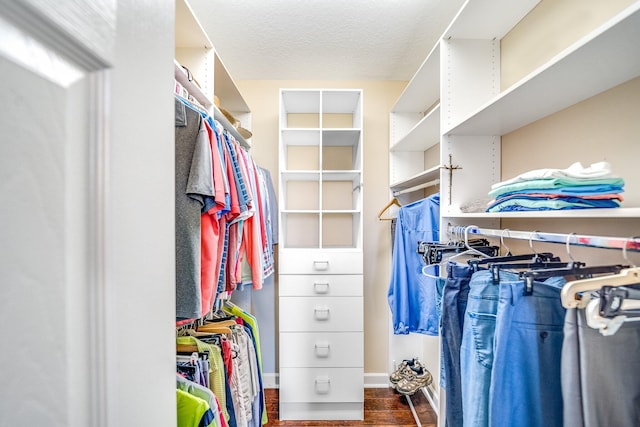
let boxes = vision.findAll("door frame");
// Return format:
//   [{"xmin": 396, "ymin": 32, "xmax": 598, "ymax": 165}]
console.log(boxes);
[{"xmin": 0, "ymin": 2, "xmax": 113, "ymax": 425}]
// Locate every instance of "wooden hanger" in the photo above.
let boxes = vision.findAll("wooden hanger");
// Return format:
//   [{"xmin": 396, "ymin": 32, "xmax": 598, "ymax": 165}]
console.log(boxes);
[
  {"xmin": 196, "ymin": 324, "xmax": 233, "ymax": 335},
  {"xmin": 561, "ymin": 266, "xmax": 640, "ymax": 309},
  {"xmin": 377, "ymin": 197, "xmax": 401, "ymax": 221},
  {"xmin": 176, "ymin": 344, "xmax": 199, "ymax": 353},
  {"xmin": 202, "ymin": 319, "xmax": 237, "ymax": 328}
]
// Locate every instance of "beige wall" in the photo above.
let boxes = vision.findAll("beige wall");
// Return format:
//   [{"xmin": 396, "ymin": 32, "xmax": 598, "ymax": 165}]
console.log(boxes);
[
  {"xmin": 237, "ymin": 80, "xmax": 407, "ymax": 373},
  {"xmin": 501, "ymin": 0, "xmax": 635, "ymax": 89}
]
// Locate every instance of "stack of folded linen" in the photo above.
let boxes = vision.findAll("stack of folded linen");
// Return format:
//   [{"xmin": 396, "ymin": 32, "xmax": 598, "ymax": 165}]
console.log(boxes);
[{"xmin": 487, "ymin": 161, "xmax": 624, "ymax": 212}]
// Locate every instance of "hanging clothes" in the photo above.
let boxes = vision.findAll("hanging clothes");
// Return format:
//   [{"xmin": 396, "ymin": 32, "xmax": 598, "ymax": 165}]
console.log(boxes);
[
  {"xmin": 388, "ymin": 193, "xmax": 440, "ymax": 335},
  {"xmin": 175, "ymin": 98, "xmax": 215, "ymax": 319},
  {"xmin": 174, "ymin": 94, "xmax": 277, "ymax": 319}
]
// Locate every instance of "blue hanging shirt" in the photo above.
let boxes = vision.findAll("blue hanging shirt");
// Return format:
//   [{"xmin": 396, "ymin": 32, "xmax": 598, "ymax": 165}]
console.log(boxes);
[{"xmin": 388, "ymin": 194, "xmax": 440, "ymax": 335}]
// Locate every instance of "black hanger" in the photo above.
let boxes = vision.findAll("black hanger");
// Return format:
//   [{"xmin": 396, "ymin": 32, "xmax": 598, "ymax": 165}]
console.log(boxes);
[
  {"xmin": 419, "ymin": 239, "xmax": 499, "ymax": 264},
  {"xmin": 599, "ymin": 285, "xmax": 640, "ymax": 318},
  {"xmin": 468, "ymin": 252, "xmax": 556, "ymax": 273},
  {"xmin": 489, "ymin": 257, "xmax": 566, "ymax": 285},
  {"xmin": 520, "ymin": 263, "xmax": 628, "ymax": 295}
]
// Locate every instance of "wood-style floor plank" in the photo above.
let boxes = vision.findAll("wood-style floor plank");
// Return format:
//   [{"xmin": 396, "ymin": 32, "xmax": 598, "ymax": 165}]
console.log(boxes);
[{"xmin": 264, "ymin": 387, "xmax": 436, "ymax": 426}]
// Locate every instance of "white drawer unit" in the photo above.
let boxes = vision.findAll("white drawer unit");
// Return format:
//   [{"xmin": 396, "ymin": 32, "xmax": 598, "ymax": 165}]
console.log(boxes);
[
  {"xmin": 279, "ymin": 296, "xmax": 363, "ymax": 332},
  {"xmin": 278, "ymin": 250, "xmax": 363, "ymax": 275},
  {"xmin": 279, "ymin": 89, "xmax": 364, "ymax": 420},
  {"xmin": 279, "ymin": 367, "xmax": 364, "ymax": 403},
  {"xmin": 279, "ymin": 332, "xmax": 364, "ymax": 368},
  {"xmin": 279, "ymin": 274, "xmax": 363, "ymax": 297}
]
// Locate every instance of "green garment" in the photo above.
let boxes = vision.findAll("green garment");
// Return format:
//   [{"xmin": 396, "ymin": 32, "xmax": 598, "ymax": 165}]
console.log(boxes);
[
  {"xmin": 177, "ymin": 389, "xmax": 210, "ymax": 427},
  {"xmin": 177, "ymin": 336, "xmax": 229, "ymax": 422}
]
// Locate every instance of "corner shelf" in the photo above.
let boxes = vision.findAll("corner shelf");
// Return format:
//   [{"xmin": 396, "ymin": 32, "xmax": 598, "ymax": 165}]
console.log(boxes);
[
  {"xmin": 390, "ymin": 104, "xmax": 440, "ymax": 152},
  {"xmin": 390, "ymin": 164, "xmax": 441, "ymax": 195}
]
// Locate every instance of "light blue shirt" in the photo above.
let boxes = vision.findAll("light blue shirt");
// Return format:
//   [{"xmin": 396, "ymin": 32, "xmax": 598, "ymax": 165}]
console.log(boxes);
[{"xmin": 388, "ymin": 194, "xmax": 440, "ymax": 335}]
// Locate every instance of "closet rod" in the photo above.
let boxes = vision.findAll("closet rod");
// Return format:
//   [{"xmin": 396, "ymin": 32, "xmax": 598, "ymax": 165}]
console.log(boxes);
[
  {"xmin": 393, "ymin": 179, "xmax": 440, "ymax": 196},
  {"xmin": 449, "ymin": 225, "xmax": 640, "ymax": 253}
]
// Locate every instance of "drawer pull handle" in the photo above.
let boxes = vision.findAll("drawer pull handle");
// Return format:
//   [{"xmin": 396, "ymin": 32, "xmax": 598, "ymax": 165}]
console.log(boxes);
[
  {"xmin": 313, "ymin": 260, "xmax": 330, "ymax": 271},
  {"xmin": 314, "ymin": 343, "xmax": 331, "ymax": 357},
  {"xmin": 315, "ymin": 376, "xmax": 331, "ymax": 394},
  {"xmin": 314, "ymin": 306, "xmax": 330, "ymax": 320},
  {"xmin": 313, "ymin": 281, "xmax": 330, "ymax": 294}
]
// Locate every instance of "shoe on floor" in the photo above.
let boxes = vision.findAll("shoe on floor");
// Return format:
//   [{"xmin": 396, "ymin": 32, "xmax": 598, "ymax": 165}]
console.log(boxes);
[{"xmin": 395, "ymin": 366, "xmax": 432, "ymax": 396}]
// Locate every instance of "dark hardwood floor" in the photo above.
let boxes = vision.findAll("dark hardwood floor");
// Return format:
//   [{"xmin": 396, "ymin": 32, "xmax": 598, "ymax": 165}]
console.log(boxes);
[{"xmin": 264, "ymin": 387, "xmax": 436, "ymax": 427}]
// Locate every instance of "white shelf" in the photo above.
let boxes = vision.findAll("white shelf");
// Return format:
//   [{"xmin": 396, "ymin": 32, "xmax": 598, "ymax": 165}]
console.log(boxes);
[
  {"xmin": 281, "ymin": 210, "xmax": 321, "ymax": 214},
  {"xmin": 444, "ymin": 0, "xmax": 540, "ymax": 39},
  {"xmin": 390, "ymin": 105, "xmax": 440, "ymax": 152},
  {"xmin": 322, "ymin": 129, "xmax": 361, "ymax": 146},
  {"xmin": 322, "ymin": 90, "xmax": 361, "ymax": 113},
  {"xmin": 175, "ymin": 0, "xmax": 212, "ymax": 48},
  {"xmin": 322, "ymin": 171, "xmax": 361, "ymax": 182},
  {"xmin": 213, "ymin": 105, "xmax": 251, "ymax": 149},
  {"xmin": 281, "ymin": 171, "xmax": 321, "ymax": 181},
  {"xmin": 390, "ymin": 164, "xmax": 441, "ymax": 192},
  {"xmin": 281, "ymin": 90, "xmax": 321, "ymax": 113},
  {"xmin": 446, "ymin": 3, "xmax": 640, "ymax": 136},
  {"xmin": 391, "ymin": 44, "xmax": 440, "ymax": 113},
  {"xmin": 443, "ymin": 207, "xmax": 640, "ymax": 219},
  {"xmin": 323, "ymin": 210, "xmax": 360, "ymax": 214},
  {"xmin": 214, "ymin": 53, "xmax": 249, "ymax": 113},
  {"xmin": 281, "ymin": 129, "xmax": 321, "ymax": 146}
]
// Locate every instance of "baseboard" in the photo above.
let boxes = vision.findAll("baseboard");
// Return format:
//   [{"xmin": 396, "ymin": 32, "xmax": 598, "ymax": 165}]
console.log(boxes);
[
  {"xmin": 262, "ymin": 372, "xmax": 391, "ymax": 389},
  {"xmin": 364, "ymin": 373, "xmax": 391, "ymax": 388},
  {"xmin": 263, "ymin": 373, "xmax": 278, "ymax": 389}
]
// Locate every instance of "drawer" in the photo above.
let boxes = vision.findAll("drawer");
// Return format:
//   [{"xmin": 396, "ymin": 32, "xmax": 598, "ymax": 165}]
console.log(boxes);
[
  {"xmin": 279, "ymin": 296, "xmax": 363, "ymax": 332},
  {"xmin": 279, "ymin": 274, "xmax": 362, "ymax": 297},
  {"xmin": 279, "ymin": 332, "xmax": 363, "ymax": 368},
  {"xmin": 279, "ymin": 250, "xmax": 363, "ymax": 274},
  {"xmin": 279, "ymin": 367, "xmax": 364, "ymax": 403}
]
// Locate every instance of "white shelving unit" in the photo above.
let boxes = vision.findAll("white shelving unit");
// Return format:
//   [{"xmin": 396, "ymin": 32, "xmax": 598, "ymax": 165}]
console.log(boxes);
[
  {"xmin": 178, "ymin": 0, "xmax": 252, "ymax": 142},
  {"xmin": 388, "ymin": 1, "xmax": 640, "ymax": 425},
  {"xmin": 278, "ymin": 89, "xmax": 364, "ymax": 421}
]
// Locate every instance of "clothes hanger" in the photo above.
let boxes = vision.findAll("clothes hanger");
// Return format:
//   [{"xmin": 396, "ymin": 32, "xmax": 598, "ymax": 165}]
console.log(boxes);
[
  {"xmin": 598, "ymin": 285, "xmax": 640, "ymax": 318},
  {"xmin": 196, "ymin": 324, "xmax": 233, "ymax": 335},
  {"xmin": 468, "ymin": 229, "xmax": 558, "ymax": 272},
  {"xmin": 202, "ymin": 318, "xmax": 237, "ymax": 327},
  {"xmin": 377, "ymin": 197, "xmax": 401, "ymax": 221},
  {"xmin": 560, "ymin": 236, "xmax": 640, "ymax": 308},
  {"xmin": 447, "ymin": 225, "xmax": 499, "ymax": 262}
]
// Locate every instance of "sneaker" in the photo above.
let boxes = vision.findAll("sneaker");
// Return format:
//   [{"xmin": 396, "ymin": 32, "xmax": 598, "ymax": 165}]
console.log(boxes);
[
  {"xmin": 389, "ymin": 358, "xmax": 421, "ymax": 385},
  {"xmin": 395, "ymin": 366, "xmax": 432, "ymax": 396}
]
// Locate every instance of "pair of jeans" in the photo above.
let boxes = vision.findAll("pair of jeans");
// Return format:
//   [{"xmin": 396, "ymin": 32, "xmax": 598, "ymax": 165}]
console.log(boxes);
[
  {"xmin": 489, "ymin": 272, "xmax": 565, "ymax": 427},
  {"xmin": 440, "ymin": 262, "xmax": 474, "ymax": 427},
  {"xmin": 460, "ymin": 269, "xmax": 499, "ymax": 427}
]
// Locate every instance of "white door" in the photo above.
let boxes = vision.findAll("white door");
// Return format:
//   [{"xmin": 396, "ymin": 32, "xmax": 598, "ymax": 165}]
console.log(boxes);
[{"xmin": 0, "ymin": 3, "xmax": 114, "ymax": 426}]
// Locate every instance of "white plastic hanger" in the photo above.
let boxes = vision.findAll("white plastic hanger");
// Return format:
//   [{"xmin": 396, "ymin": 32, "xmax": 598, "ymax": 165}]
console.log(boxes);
[
  {"xmin": 585, "ymin": 297, "xmax": 640, "ymax": 336},
  {"xmin": 561, "ymin": 237, "xmax": 640, "ymax": 309}
]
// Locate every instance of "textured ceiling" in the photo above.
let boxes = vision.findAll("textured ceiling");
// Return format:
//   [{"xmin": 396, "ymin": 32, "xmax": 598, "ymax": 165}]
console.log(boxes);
[{"xmin": 190, "ymin": 0, "xmax": 466, "ymax": 81}]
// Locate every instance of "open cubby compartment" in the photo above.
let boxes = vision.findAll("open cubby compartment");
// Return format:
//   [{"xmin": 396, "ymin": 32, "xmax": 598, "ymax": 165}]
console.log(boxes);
[
  {"xmin": 322, "ymin": 129, "xmax": 362, "ymax": 170},
  {"xmin": 322, "ymin": 171, "xmax": 362, "ymax": 211},
  {"xmin": 322, "ymin": 90, "xmax": 362, "ymax": 129},
  {"xmin": 322, "ymin": 212, "xmax": 362, "ymax": 249},
  {"xmin": 281, "ymin": 172, "xmax": 320, "ymax": 211},
  {"xmin": 281, "ymin": 89, "xmax": 321, "ymax": 128},
  {"xmin": 281, "ymin": 129, "xmax": 321, "ymax": 171},
  {"xmin": 282, "ymin": 212, "xmax": 320, "ymax": 248}
]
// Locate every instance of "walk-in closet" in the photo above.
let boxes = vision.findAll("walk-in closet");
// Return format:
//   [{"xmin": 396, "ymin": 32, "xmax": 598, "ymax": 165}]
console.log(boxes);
[{"xmin": 2, "ymin": 0, "xmax": 639, "ymax": 426}]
